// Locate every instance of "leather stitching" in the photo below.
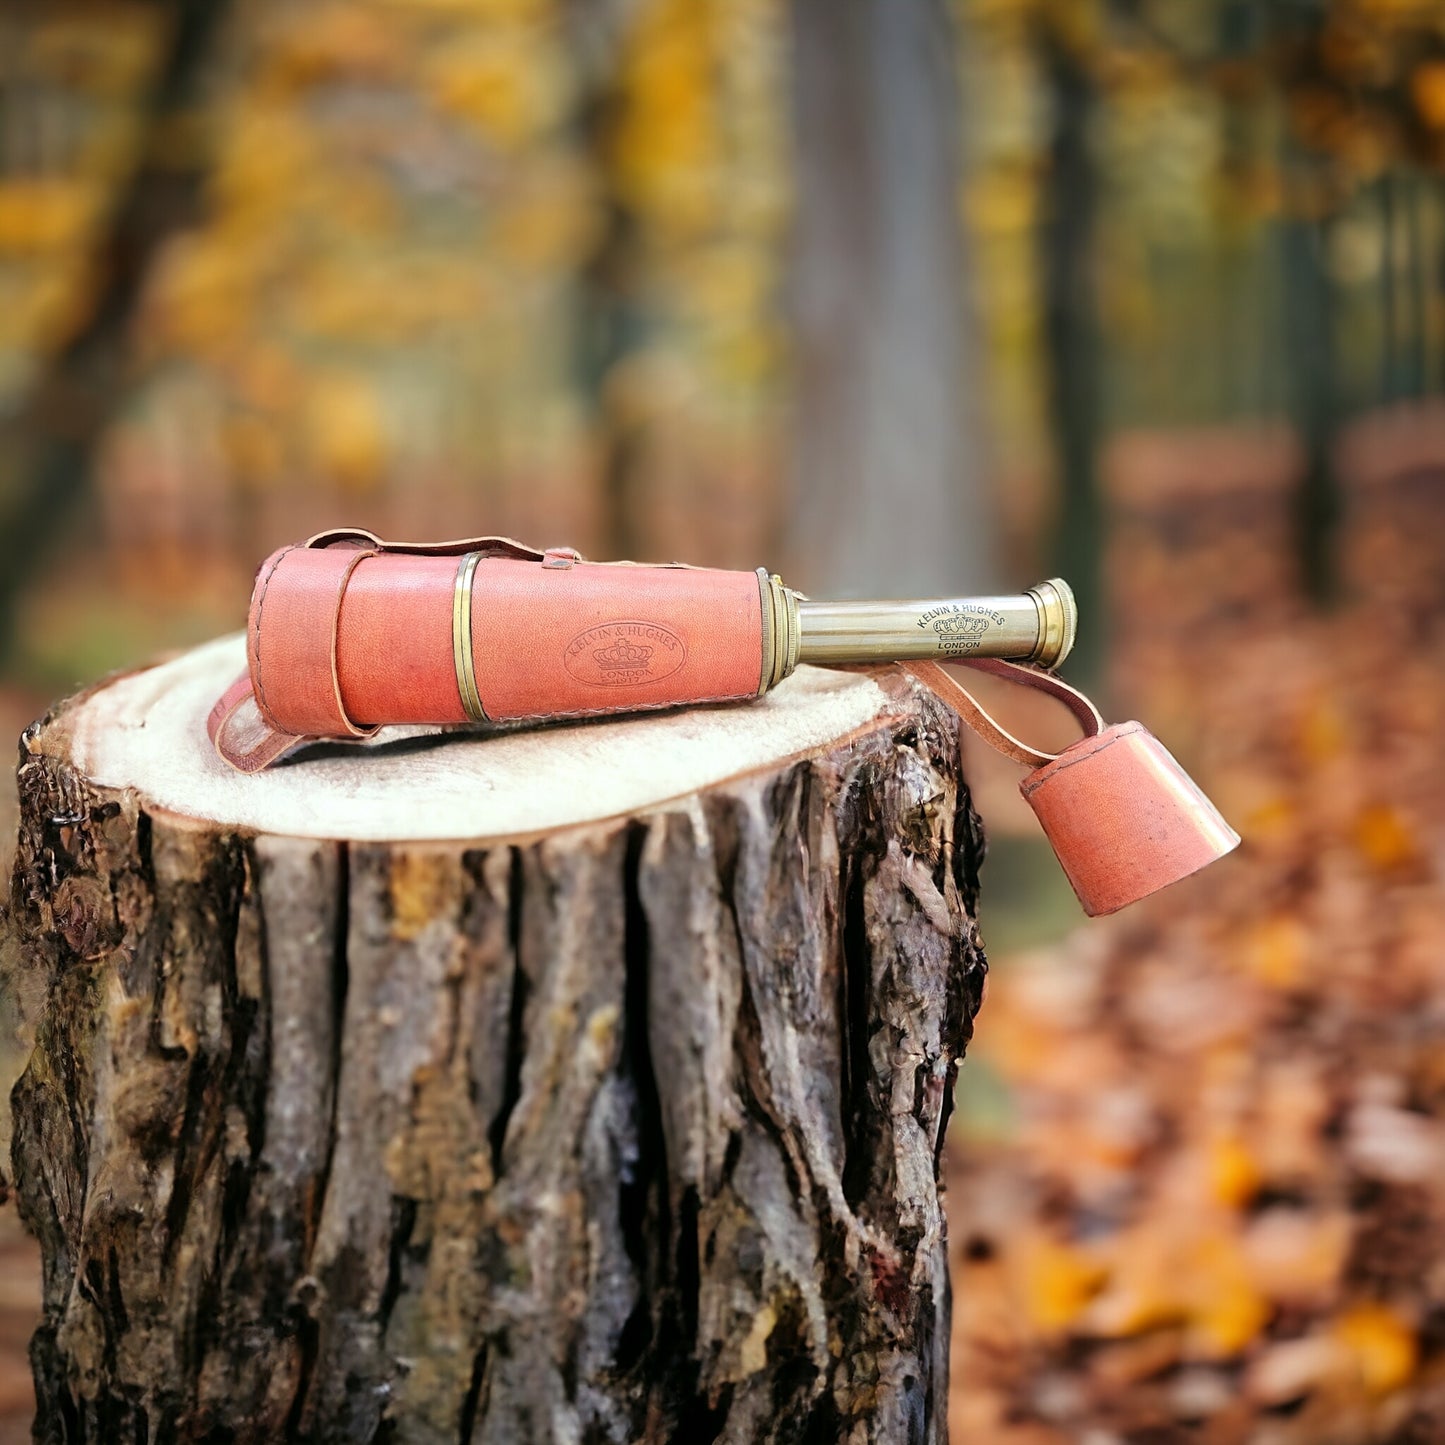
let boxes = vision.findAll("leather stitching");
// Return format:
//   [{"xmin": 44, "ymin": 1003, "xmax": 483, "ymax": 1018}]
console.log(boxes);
[
  {"xmin": 250, "ymin": 543, "xmax": 301, "ymax": 727},
  {"xmin": 1018, "ymin": 723, "xmax": 1134, "ymax": 796}
]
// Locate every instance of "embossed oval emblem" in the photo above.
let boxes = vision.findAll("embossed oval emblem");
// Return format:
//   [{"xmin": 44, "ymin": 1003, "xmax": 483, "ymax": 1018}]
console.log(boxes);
[{"xmin": 563, "ymin": 620, "xmax": 687, "ymax": 688}]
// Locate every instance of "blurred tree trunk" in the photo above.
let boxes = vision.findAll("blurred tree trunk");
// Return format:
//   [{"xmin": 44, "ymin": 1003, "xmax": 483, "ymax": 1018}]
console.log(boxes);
[
  {"xmin": 0, "ymin": 0, "xmax": 229, "ymax": 668},
  {"xmin": 565, "ymin": 0, "xmax": 646, "ymax": 562},
  {"xmin": 1279, "ymin": 137, "xmax": 1338, "ymax": 603},
  {"xmin": 786, "ymin": 0, "xmax": 998, "ymax": 597},
  {"xmin": 1038, "ymin": 27, "xmax": 1103, "ymax": 680}
]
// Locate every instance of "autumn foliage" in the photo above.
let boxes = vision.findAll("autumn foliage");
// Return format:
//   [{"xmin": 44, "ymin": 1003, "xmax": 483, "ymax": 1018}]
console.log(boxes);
[
  {"xmin": 950, "ymin": 409, "xmax": 1445, "ymax": 1444},
  {"xmin": 1, "ymin": 1, "xmax": 1445, "ymax": 1442}
]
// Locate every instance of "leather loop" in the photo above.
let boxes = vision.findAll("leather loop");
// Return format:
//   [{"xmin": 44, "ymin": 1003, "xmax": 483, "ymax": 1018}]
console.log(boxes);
[
  {"xmin": 908, "ymin": 658, "xmax": 1104, "ymax": 768},
  {"xmin": 249, "ymin": 543, "xmax": 381, "ymax": 738},
  {"xmin": 208, "ymin": 672, "xmax": 306, "ymax": 773}
]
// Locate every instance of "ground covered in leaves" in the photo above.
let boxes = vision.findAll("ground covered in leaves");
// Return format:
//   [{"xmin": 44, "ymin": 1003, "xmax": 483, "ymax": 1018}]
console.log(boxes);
[{"xmin": 948, "ymin": 414, "xmax": 1445, "ymax": 1444}]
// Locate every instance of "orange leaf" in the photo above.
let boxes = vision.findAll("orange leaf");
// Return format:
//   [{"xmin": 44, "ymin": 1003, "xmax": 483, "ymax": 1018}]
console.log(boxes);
[
  {"xmin": 1330, "ymin": 1303, "xmax": 1417, "ymax": 1396},
  {"xmin": 1017, "ymin": 1231, "xmax": 1105, "ymax": 1333}
]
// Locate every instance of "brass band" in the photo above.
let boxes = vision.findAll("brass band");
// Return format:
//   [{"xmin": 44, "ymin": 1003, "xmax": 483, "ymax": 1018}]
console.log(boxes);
[
  {"xmin": 452, "ymin": 550, "xmax": 488, "ymax": 723},
  {"xmin": 1025, "ymin": 577, "xmax": 1076, "ymax": 670},
  {"xmin": 756, "ymin": 569, "xmax": 802, "ymax": 694},
  {"xmin": 755, "ymin": 567, "xmax": 775, "ymax": 696},
  {"xmin": 775, "ymin": 575, "xmax": 800, "ymax": 682}
]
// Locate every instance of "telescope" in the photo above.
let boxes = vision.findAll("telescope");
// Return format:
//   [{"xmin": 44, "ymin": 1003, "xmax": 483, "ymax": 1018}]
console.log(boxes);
[
  {"xmin": 762, "ymin": 575, "xmax": 1074, "ymax": 683},
  {"xmin": 208, "ymin": 530, "xmax": 1237, "ymax": 914}
]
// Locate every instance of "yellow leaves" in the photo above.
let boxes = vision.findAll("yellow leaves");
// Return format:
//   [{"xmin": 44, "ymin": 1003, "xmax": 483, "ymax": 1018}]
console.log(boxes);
[
  {"xmin": 1297, "ymin": 696, "xmax": 1349, "ymax": 764},
  {"xmin": 425, "ymin": 36, "xmax": 569, "ymax": 150},
  {"xmin": 1412, "ymin": 61, "xmax": 1445, "ymax": 132},
  {"xmin": 1077, "ymin": 1219, "xmax": 1267, "ymax": 1356},
  {"xmin": 668, "ymin": 244, "xmax": 777, "ymax": 385},
  {"xmin": 709, "ymin": 324, "xmax": 778, "ymax": 390},
  {"xmin": 1206, "ymin": 1132, "xmax": 1261, "ymax": 1208},
  {"xmin": 1245, "ymin": 914, "xmax": 1306, "ymax": 990},
  {"xmin": 148, "ymin": 233, "xmax": 263, "ymax": 353},
  {"xmin": 994, "ymin": 1102, "xmax": 1352, "ymax": 1364},
  {"xmin": 28, "ymin": 7, "xmax": 164, "ymax": 99},
  {"xmin": 304, "ymin": 371, "xmax": 390, "ymax": 489},
  {"xmin": 1353, "ymin": 803, "xmax": 1418, "ymax": 872},
  {"xmin": 1246, "ymin": 1304, "xmax": 1416, "ymax": 1407},
  {"xmin": 311, "ymin": 172, "xmax": 403, "ymax": 238},
  {"xmin": 374, "ymin": 0, "xmax": 546, "ymax": 17},
  {"xmin": 1018, "ymin": 1230, "xmax": 1105, "ymax": 1332},
  {"xmin": 1186, "ymin": 1232, "xmax": 1271, "ymax": 1357},
  {"xmin": 1240, "ymin": 792, "xmax": 1296, "ymax": 848},
  {"xmin": 609, "ymin": 0, "xmax": 718, "ymax": 235},
  {"xmin": 210, "ymin": 108, "xmax": 320, "ymax": 223},
  {"xmin": 492, "ymin": 160, "xmax": 601, "ymax": 273},
  {"xmin": 263, "ymin": 7, "xmax": 399, "ymax": 90},
  {"xmin": 1330, "ymin": 1303, "xmax": 1417, "ymax": 1396},
  {"xmin": 0, "ymin": 179, "xmax": 91, "ymax": 254},
  {"xmin": 0, "ymin": 267, "xmax": 94, "ymax": 353},
  {"xmin": 286, "ymin": 258, "xmax": 454, "ymax": 344},
  {"xmin": 966, "ymin": 170, "xmax": 1038, "ymax": 237}
]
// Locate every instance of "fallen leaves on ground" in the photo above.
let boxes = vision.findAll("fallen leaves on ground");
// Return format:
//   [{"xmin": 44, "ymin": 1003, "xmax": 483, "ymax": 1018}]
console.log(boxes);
[{"xmin": 949, "ymin": 412, "xmax": 1445, "ymax": 1445}]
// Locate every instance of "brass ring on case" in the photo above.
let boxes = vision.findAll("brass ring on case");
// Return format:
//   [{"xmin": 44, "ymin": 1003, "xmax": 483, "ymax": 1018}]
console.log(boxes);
[{"xmin": 452, "ymin": 551, "xmax": 487, "ymax": 722}]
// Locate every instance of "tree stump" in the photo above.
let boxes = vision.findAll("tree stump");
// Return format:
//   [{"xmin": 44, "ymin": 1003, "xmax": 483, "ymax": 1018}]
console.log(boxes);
[{"xmin": 2, "ymin": 635, "xmax": 987, "ymax": 1444}]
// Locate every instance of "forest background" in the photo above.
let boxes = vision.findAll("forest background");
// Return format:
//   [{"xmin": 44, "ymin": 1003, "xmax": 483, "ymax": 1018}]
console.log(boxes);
[{"xmin": 1, "ymin": 1, "xmax": 1444, "ymax": 1441}]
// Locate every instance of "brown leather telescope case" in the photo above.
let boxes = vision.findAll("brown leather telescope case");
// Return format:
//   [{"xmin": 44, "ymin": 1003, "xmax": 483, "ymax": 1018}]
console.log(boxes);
[{"xmin": 207, "ymin": 527, "xmax": 1239, "ymax": 915}]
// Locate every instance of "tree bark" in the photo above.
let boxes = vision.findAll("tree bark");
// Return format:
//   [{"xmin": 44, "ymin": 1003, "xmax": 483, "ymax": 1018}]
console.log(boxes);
[{"xmin": 2, "ymin": 638, "xmax": 986, "ymax": 1443}]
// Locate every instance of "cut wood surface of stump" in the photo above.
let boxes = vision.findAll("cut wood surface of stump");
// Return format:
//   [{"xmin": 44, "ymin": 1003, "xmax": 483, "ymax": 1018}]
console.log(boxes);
[{"xmin": 1, "ymin": 635, "xmax": 987, "ymax": 1444}]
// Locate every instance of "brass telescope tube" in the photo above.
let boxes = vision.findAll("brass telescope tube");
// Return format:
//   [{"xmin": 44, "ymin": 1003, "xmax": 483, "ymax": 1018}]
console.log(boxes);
[{"xmin": 755, "ymin": 573, "xmax": 1076, "ymax": 690}]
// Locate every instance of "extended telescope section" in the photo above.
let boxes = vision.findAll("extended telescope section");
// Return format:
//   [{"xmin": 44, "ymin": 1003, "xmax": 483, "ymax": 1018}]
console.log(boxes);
[{"xmin": 755, "ymin": 574, "xmax": 1077, "ymax": 690}]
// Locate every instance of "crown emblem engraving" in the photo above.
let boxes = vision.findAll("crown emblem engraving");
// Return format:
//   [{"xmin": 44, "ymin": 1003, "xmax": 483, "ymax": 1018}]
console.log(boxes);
[
  {"xmin": 593, "ymin": 637, "xmax": 654, "ymax": 672},
  {"xmin": 563, "ymin": 619, "xmax": 688, "ymax": 688}
]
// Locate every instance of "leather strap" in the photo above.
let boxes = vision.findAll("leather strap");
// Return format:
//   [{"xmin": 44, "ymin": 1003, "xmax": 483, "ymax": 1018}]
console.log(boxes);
[
  {"xmin": 908, "ymin": 658, "xmax": 1103, "ymax": 768},
  {"xmin": 250, "ymin": 543, "xmax": 380, "ymax": 738},
  {"xmin": 304, "ymin": 527, "xmax": 548, "ymax": 563},
  {"xmin": 208, "ymin": 673, "xmax": 306, "ymax": 774}
]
